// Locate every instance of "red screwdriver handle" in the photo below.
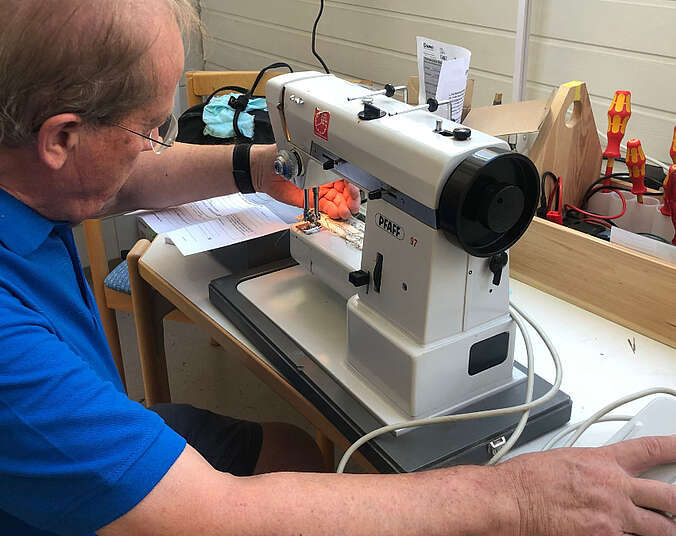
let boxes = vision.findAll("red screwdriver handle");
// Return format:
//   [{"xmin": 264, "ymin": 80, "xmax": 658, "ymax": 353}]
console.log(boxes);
[
  {"xmin": 662, "ymin": 172, "xmax": 672, "ymax": 216},
  {"xmin": 662, "ymin": 127, "xmax": 676, "ymax": 216},
  {"xmin": 626, "ymin": 139, "xmax": 647, "ymax": 196},
  {"xmin": 603, "ymin": 91, "xmax": 631, "ymax": 178},
  {"xmin": 668, "ymin": 165, "xmax": 676, "ymax": 245}
]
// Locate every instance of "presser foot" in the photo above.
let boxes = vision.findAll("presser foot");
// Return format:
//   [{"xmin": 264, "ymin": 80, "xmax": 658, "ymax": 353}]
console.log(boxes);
[
  {"xmin": 302, "ymin": 187, "xmax": 322, "ymax": 233},
  {"xmin": 297, "ymin": 219, "xmax": 322, "ymax": 234}
]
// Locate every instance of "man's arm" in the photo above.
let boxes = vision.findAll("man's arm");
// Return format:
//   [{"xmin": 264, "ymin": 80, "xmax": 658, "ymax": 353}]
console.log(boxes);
[
  {"xmin": 103, "ymin": 143, "xmax": 360, "ymax": 219},
  {"xmin": 99, "ymin": 444, "xmax": 519, "ymax": 536},
  {"xmin": 102, "ymin": 142, "xmax": 265, "ymax": 215},
  {"xmin": 99, "ymin": 436, "xmax": 676, "ymax": 536}
]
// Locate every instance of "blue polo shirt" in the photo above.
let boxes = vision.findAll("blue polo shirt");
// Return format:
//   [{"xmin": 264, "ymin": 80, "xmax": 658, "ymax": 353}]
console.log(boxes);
[{"xmin": 0, "ymin": 189, "xmax": 186, "ymax": 535}]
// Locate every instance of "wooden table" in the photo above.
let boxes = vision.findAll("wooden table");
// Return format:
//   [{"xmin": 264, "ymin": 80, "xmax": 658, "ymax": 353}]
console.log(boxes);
[{"xmin": 138, "ymin": 236, "xmax": 676, "ymax": 470}]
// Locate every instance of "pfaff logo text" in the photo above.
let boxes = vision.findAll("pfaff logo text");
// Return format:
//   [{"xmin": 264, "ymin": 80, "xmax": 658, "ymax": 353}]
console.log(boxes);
[{"xmin": 375, "ymin": 213, "xmax": 404, "ymax": 240}]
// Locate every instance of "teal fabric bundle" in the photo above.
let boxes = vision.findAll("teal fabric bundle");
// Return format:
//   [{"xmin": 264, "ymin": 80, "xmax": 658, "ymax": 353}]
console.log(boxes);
[{"xmin": 202, "ymin": 94, "xmax": 268, "ymax": 139}]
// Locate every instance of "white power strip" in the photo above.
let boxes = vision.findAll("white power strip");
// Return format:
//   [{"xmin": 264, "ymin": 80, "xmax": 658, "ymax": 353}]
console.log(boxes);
[{"xmin": 605, "ymin": 397, "xmax": 676, "ymax": 485}]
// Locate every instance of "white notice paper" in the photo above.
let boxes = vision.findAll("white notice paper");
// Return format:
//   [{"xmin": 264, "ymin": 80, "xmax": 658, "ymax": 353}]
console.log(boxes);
[
  {"xmin": 167, "ymin": 204, "xmax": 289, "ymax": 256},
  {"xmin": 138, "ymin": 193, "xmax": 302, "ymax": 256},
  {"xmin": 416, "ymin": 37, "xmax": 471, "ymax": 123},
  {"xmin": 139, "ymin": 195, "xmax": 256, "ymax": 234}
]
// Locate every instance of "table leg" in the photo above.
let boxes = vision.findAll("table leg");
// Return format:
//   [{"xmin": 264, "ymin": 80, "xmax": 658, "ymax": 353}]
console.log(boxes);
[
  {"xmin": 316, "ymin": 431, "xmax": 335, "ymax": 472},
  {"xmin": 128, "ymin": 240, "xmax": 173, "ymax": 406}
]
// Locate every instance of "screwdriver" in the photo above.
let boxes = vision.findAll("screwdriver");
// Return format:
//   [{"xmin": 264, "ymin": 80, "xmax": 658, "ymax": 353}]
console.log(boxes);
[
  {"xmin": 626, "ymin": 138, "xmax": 647, "ymax": 204},
  {"xmin": 602, "ymin": 91, "xmax": 631, "ymax": 186},
  {"xmin": 667, "ymin": 165, "xmax": 676, "ymax": 245},
  {"xmin": 660, "ymin": 126, "xmax": 676, "ymax": 217}
]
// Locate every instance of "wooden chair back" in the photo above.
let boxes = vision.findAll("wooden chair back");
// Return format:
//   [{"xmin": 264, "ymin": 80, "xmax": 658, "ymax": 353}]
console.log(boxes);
[
  {"xmin": 82, "ymin": 218, "xmax": 127, "ymax": 388},
  {"xmin": 185, "ymin": 70, "xmax": 375, "ymax": 108},
  {"xmin": 185, "ymin": 70, "xmax": 283, "ymax": 108}
]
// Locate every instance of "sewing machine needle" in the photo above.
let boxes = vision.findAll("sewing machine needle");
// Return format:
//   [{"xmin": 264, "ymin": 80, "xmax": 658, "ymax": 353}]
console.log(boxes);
[
  {"xmin": 313, "ymin": 186, "xmax": 320, "ymax": 221},
  {"xmin": 304, "ymin": 189, "xmax": 311, "ymax": 222}
]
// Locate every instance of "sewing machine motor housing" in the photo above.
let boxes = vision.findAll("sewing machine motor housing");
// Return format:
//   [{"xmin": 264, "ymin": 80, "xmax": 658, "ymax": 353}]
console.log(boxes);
[{"xmin": 266, "ymin": 72, "xmax": 541, "ymax": 420}]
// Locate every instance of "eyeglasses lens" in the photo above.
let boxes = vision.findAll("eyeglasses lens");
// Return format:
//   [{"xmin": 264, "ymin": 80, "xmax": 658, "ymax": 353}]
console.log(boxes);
[{"xmin": 151, "ymin": 114, "xmax": 178, "ymax": 154}]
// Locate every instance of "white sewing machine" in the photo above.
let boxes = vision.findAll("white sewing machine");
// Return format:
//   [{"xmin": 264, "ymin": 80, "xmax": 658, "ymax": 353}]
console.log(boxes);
[
  {"xmin": 265, "ymin": 72, "xmax": 541, "ymax": 422},
  {"xmin": 209, "ymin": 71, "xmax": 571, "ymax": 469}
]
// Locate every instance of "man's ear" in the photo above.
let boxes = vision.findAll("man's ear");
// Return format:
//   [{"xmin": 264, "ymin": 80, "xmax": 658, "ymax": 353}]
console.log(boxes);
[{"xmin": 36, "ymin": 114, "xmax": 83, "ymax": 170}]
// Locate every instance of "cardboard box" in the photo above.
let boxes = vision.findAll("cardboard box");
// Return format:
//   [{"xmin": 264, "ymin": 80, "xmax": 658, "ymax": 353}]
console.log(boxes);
[{"xmin": 463, "ymin": 96, "xmax": 552, "ymax": 138}]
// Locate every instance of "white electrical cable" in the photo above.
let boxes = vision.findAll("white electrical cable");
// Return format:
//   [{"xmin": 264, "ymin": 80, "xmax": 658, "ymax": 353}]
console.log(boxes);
[
  {"xmin": 541, "ymin": 416, "xmax": 633, "ymax": 451},
  {"xmin": 564, "ymin": 387, "xmax": 676, "ymax": 447},
  {"xmin": 336, "ymin": 300, "xmax": 563, "ymax": 473},
  {"xmin": 487, "ymin": 308, "xmax": 534, "ymax": 465},
  {"xmin": 597, "ymin": 129, "xmax": 670, "ymax": 172}
]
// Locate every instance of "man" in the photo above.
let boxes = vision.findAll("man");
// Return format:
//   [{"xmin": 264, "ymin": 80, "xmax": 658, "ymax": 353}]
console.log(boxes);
[{"xmin": 0, "ymin": 1, "xmax": 673, "ymax": 535}]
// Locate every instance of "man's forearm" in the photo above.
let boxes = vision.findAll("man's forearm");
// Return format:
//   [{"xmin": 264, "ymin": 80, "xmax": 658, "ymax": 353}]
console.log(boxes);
[
  {"xmin": 100, "ymin": 446, "xmax": 519, "ymax": 536},
  {"xmin": 228, "ymin": 467, "xmax": 519, "ymax": 535},
  {"xmin": 102, "ymin": 142, "xmax": 359, "ymax": 221},
  {"xmin": 100, "ymin": 437, "xmax": 676, "ymax": 535},
  {"xmin": 104, "ymin": 143, "xmax": 268, "ymax": 216}
]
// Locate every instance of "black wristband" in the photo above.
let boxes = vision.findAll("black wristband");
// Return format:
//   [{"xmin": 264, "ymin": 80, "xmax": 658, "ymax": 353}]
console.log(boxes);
[{"xmin": 232, "ymin": 144, "xmax": 255, "ymax": 194}]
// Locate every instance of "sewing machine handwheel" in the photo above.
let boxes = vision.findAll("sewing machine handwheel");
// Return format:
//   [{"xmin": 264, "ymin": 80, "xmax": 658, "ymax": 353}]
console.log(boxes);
[
  {"xmin": 438, "ymin": 148, "xmax": 540, "ymax": 257},
  {"xmin": 479, "ymin": 183, "xmax": 525, "ymax": 233}
]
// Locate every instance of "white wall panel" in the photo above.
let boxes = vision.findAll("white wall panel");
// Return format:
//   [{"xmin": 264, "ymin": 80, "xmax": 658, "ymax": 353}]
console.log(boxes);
[{"xmin": 201, "ymin": 0, "xmax": 676, "ymax": 163}]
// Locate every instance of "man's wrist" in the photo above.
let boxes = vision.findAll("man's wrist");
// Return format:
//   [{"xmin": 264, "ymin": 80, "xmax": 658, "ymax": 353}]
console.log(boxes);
[
  {"xmin": 443, "ymin": 465, "xmax": 522, "ymax": 536},
  {"xmin": 232, "ymin": 143, "xmax": 255, "ymax": 194},
  {"xmin": 249, "ymin": 144, "xmax": 277, "ymax": 194}
]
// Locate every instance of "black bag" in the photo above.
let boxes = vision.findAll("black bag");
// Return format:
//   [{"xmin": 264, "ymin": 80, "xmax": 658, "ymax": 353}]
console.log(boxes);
[{"xmin": 176, "ymin": 84, "xmax": 275, "ymax": 145}]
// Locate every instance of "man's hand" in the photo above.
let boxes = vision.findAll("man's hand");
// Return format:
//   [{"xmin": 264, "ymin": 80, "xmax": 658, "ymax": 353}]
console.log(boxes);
[
  {"xmin": 499, "ymin": 436, "xmax": 676, "ymax": 535},
  {"xmin": 251, "ymin": 144, "xmax": 360, "ymax": 220}
]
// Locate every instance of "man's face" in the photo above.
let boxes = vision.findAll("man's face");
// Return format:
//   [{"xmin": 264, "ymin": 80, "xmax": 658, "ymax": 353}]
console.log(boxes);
[{"xmin": 63, "ymin": 10, "xmax": 185, "ymax": 219}]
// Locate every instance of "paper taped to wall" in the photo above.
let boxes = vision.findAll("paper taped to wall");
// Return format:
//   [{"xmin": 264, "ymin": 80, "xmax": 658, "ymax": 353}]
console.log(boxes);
[{"xmin": 416, "ymin": 37, "xmax": 471, "ymax": 123}]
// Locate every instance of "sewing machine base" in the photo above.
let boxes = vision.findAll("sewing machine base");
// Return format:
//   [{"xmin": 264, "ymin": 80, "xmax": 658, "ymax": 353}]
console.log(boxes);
[{"xmin": 209, "ymin": 258, "xmax": 572, "ymax": 473}]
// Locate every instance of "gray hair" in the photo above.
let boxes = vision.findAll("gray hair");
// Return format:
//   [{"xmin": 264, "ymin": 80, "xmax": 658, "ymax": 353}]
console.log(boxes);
[{"xmin": 0, "ymin": 0, "xmax": 200, "ymax": 148}]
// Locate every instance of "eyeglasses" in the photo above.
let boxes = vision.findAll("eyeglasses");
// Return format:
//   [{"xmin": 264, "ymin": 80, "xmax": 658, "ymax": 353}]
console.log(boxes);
[{"xmin": 114, "ymin": 113, "xmax": 178, "ymax": 154}]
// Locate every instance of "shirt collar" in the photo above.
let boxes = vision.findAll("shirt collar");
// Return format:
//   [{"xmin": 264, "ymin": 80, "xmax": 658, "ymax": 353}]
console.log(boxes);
[{"xmin": 0, "ymin": 189, "xmax": 58, "ymax": 256}]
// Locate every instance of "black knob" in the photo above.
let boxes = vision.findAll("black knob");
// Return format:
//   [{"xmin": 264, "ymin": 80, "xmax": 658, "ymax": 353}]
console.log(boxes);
[
  {"xmin": 452, "ymin": 127, "xmax": 472, "ymax": 141},
  {"xmin": 489, "ymin": 252, "xmax": 509, "ymax": 286},
  {"xmin": 384, "ymin": 84, "xmax": 396, "ymax": 97},
  {"xmin": 358, "ymin": 102, "xmax": 385, "ymax": 121},
  {"xmin": 349, "ymin": 270, "xmax": 370, "ymax": 287},
  {"xmin": 427, "ymin": 98, "xmax": 439, "ymax": 113}
]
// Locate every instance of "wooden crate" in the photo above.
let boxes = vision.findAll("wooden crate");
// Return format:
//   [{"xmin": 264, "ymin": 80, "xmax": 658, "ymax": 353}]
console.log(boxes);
[{"xmin": 511, "ymin": 218, "xmax": 676, "ymax": 349}]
